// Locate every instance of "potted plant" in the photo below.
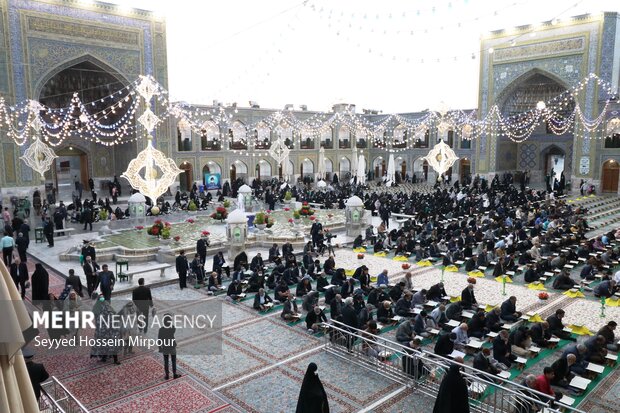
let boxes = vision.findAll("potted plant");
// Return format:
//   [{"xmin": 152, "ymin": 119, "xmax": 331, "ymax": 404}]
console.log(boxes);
[
  {"xmin": 538, "ymin": 292, "xmax": 549, "ymax": 302},
  {"xmin": 223, "ymin": 199, "xmax": 231, "ymax": 208},
  {"xmin": 99, "ymin": 209, "xmax": 108, "ymax": 221},
  {"xmin": 210, "ymin": 206, "xmax": 228, "ymax": 222},
  {"xmin": 188, "ymin": 200, "xmax": 198, "ymax": 213},
  {"xmin": 284, "ymin": 191, "xmax": 292, "ymax": 204},
  {"xmin": 293, "ymin": 210, "xmax": 301, "ymax": 224},
  {"xmin": 298, "ymin": 202, "xmax": 315, "ymax": 217},
  {"xmin": 161, "ymin": 227, "xmax": 171, "ymax": 240},
  {"xmin": 173, "ymin": 235, "xmax": 181, "ymax": 243},
  {"xmin": 402, "ymin": 263, "xmax": 411, "ymax": 270},
  {"xmin": 254, "ymin": 211, "xmax": 268, "ymax": 231}
]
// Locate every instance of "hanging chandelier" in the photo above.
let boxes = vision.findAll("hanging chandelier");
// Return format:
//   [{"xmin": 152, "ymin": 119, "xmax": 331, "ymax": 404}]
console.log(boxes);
[
  {"xmin": 268, "ymin": 135, "xmax": 290, "ymax": 166},
  {"xmin": 122, "ymin": 75, "xmax": 181, "ymax": 201},
  {"xmin": 422, "ymin": 140, "xmax": 459, "ymax": 179}
]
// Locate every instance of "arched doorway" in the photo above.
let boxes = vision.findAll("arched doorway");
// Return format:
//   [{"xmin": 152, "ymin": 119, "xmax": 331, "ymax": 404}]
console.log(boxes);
[
  {"xmin": 460, "ymin": 158, "xmax": 471, "ymax": 182},
  {"xmin": 339, "ymin": 157, "xmax": 350, "ymax": 176},
  {"xmin": 301, "ymin": 159, "xmax": 314, "ymax": 178},
  {"xmin": 396, "ymin": 157, "xmax": 406, "ymax": 179},
  {"xmin": 258, "ymin": 160, "xmax": 272, "ymax": 179},
  {"xmin": 179, "ymin": 162, "xmax": 193, "ymax": 192},
  {"xmin": 602, "ymin": 160, "xmax": 620, "ymax": 193},
  {"xmin": 52, "ymin": 146, "xmax": 89, "ymax": 202},
  {"xmin": 541, "ymin": 146, "xmax": 565, "ymax": 189}
]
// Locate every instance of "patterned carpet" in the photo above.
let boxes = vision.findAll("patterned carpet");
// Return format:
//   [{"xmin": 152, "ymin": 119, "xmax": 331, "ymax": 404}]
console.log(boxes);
[{"xmin": 21, "ymin": 245, "xmax": 620, "ymax": 412}]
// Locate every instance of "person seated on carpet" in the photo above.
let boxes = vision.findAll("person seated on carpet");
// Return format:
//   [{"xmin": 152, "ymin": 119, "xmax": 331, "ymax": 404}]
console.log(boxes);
[
  {"xmin": 352, "ymin": 235, "xmax": 364, "ymax": 249},
  {"xmin": 274, "ymin": 280, "xmax": 290, "ymax": 303},
  {"xmin": 302, "ymin": 291, "xmax": 319, "ymax": 313},
  {"xmin": 552, "ymin": 270, "xmax": 576, "ymax": 291},
  {"xmin": 500, "ymin": 296, "xmax": 521, "ymax": 322},
  {"xmin": 331, "ymin": 268, "xmax": 346, "ymax": 287},
  {"xmin": 253, "ymin": 288, "xmax": 273, "ymax": 311},
  {"xmin": 451, "ymin": 323, "xmax": 469, "ymax": 351},
  {"xmin": 485, "ymin": 307, "xmax": 502, "ymax": 332},
  {"xmin": 550, "ymin": 353, "xmax": 576, "ymax": 388},
  {"xmin": 426, "ymin": 282, "xmax": 447, "ymax": 302},
  {"xmin": 340, "ymin": 278, "xmax": 356, "ymax": 299},
  {"xmin": 226, "ymin": 280, "xmax": 244, "ymax": 301},
  {"xmin": 296, "ymin": 277, "xmax": 313, "ymax": 297},
  {"xmin": 493, "ymin": 330, "xmax": 517, "ymax": 368},
  {"xmin": 403, "ymin": 272, "xmax": 414, "ymax": 291},
  {"xmin": 281, "ymin": 293, "xmax": 299, "ymax": 320},
  {"xmin": 367, "ymin": 286, "xmax": 389, "ymax": 307},
  {"xmin": 207, "ymin": 271, "xmax": 222, "ymax": 292},
  {"xmin": 533, "ymin": 367, "xmax": 557, "ymax": 399},
  {"xmin": 523, "ymin": 263, "xmax": 541, "ymax": 283},
  {"xmin": 445, "ymin": 301, "xmax": 463, "ymax": 321},
  {"xmin": 583, "ymin": 335, "xmax": 608, "ymax": 364},
  {"xmin": 315, "ymin": 272, "xmax": 329, "ymax": 293},
  {"xmin": 562, "ymin": 344, "xmax": 588, "ymax": 376},
  {"xmin": 395, "ymin": 291, "xmax": 413, "ymax": 317},
  {"xmin": 597, "ymin": 321, "xmax": 619, "ymax": 352},
  {"xmin": 411, "ymin": 289, "xmax": 428, "ymax": 307},
  {"xmin": 306, "ymin": 305, "xmax": 328, "ymax": 333},
  {"xmin": 546, "ymin": 309, "xmax": 574, "ymax": 341},
  {"xmin": 413, "ymin": 311, "xmax": 433, "ymax": 338},
  {"xmin": 467, "ymin": 308, "xmax": 488, "ymax": 339},
  {"xmin": 283, "ymin": 263, "xmax": 301, "ymax": 285},
  {"xmin": 464, "ymin": 257, "xmax": 476, "ymax": 272},
  {"xmin": 268, "ymin": 243, "xmax": 280, "ymax": 262},
  {"xmin": 246, "ymin": 270, "xmax": 265, "ymax": 293},
  {"xmin": 233, "ymin": 251, "xmax": 249, "ymax": 272},
  {"xmin": 594, "ymin": 279, "xmax": 616, "ymax": 298},
  {"xmin": 250, "ymin": 253, "xmax": 265, "ymax": 272},
  {"xmin": 376, "ymin": 300, "xmax": 394, "ymax": 323},
  {"xmin": 530, "ymin": 322, "xmax": 551, "ymax": 347},
  {"xmin": 430, "ymin": 304, "xmax": 448, "ymax": 327},
  {"xmin": 361, "ymin": 320, "xmax": 381, "ymax": 359},
  {"xmin": 434, "ymin": 332, "xmax": 456, "ymax": 357},
  {"xmin": 376, "ymin": 269, "xmax": 390, "ymax": 287},
  {"xmin": 373, "ymin": 238, "xmax": 385, "ymax": 253},
  {"xmin": 509, "ymin": 326, "xmax": 532, "ymax": 357},
  {"xmin": 395, "ymin": 318, "xmax": 416, "ymax": 347},
  {"xmin": 579, "ymin": 260, "xmax": 596, "ymax": 281},
  {"xmin": 461, "ymin": 283, "xmax": 478, "ymax": 309},
  {"xmin": 473, "ymin": 348, "xmax": 502, "ymax": 376},
  {"xmin": 389, "ymin": 281, "xmax": 406, "ymax": 302},
  {"xmin": 329, "ymin": 294, "xmax": 343, "ymax": 321}
]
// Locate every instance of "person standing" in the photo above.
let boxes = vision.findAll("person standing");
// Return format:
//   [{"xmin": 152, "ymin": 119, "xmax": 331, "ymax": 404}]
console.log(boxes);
[
  {"xmin": 132, "ymin": 278, "xmax": 154, "ymax": 333},
  {"xmin": 158, "ymin": 313, "xmax": 181, "ymax": 380},
  {"xmin": 196, "ymin": 236, "xmax": 208, "ymax": 265},
  {"xmin": 43, "ymin": 217, "xmax": 54, "ymax": 247},
  {"xmin": 15, "ymin": 232, "xmax": 28, "ymax": 262},
  {"xmin": 176, "ymin": 250, "xmax": 188, "ymax": 289},
  {"xmin": 9, "ymin": 257, "xmax": 29, "ymax": 299},
  {"xmin": 53, "ymin": 208, "xmax": 64, "ymax": 236},
  {"xmin": 82, "ymin": 203, "xmax": 93, "ymax": 231},
  {"xmin": 98, "ymin": 264, "xmax": 115, "ymax": 301},
  {"xmin": 23, "ymin": 348, "xmax": 49, "ymax": 403},
  {"xmin": 1, "ymin": 230, "xmax": 15, "ymax": 266},
  {"xmin": 2, "ymin": 207, "xmax": 11, "ymax": 228},
  {"xmin": 295, "ymin": 362, "xmax": 329, "ymax": 413},
  {"xmin": 83, "ymin": 255, "xmax": 100, "ymax": 297},
  {"xmin": 65, "ymin": 269, "xmax": 84, "ymax": 297},
  {"xmin": 81, "ymin": 241, "xmax": 96, "ymax": 263},
  {"xmin": 31, "ymin": 263, "xmax": 49, "ymax": 306},
  {"xmin": 433, "ymin": 361, "xmax": 470, "ymax": 413}
]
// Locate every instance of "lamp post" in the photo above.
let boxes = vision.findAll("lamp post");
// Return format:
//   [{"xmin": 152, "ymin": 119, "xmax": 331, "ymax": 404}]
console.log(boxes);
[
  {"xmin": 502, "ymin": 275, "xmax": 507, "ymax": 296},
  {"xmin": 600, "ymin": 295, "xmax": 606, "ymax": 318}
]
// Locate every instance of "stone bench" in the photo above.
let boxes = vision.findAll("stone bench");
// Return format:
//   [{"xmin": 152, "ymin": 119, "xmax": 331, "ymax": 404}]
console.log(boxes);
[{"xmin": 121, "ymin": 263, "xmax": 172, "ymax": 282}]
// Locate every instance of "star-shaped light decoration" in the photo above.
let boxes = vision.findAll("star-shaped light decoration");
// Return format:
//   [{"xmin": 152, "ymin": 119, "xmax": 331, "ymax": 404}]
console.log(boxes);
[
  {"xmin": 122, "ymin": 139, "xmax": 182, "ymax": 201},
  {"xmin": 20, "ymin": 136, "xmax": 57, "ymax": 179},
  {"xmin": 268, "ymin": 135, "xmax": 290, "ymax": 166},
  {"xmin": 135, "ymin": 75, "xmax": 160, "ymax": 101},
  {"xmin": 607, "ymin": 117, "xmax": 620, "ymax": 136},
  {"xmin": 138, "ymin": 108, "xmax": 160, "ymax": 133},
  {"xmin": 422, "ymin": 140, "xmax": 459, "ymax": 178}
]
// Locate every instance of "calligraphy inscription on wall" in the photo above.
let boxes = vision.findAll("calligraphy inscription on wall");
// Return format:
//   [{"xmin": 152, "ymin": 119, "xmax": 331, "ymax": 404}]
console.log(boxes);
[
  {"xmin": 27, "ymin": 15, "xmax": 139, "ymax": 45},
  {"xmin": 493, "ymin": 37, "xmax": 585, "ymax": 62}
]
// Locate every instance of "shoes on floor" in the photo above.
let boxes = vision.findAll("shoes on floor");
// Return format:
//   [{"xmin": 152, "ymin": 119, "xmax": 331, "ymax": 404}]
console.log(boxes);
[{"xmin": 173, "ymin": 374, "xmax": 182, "ymax": 379}]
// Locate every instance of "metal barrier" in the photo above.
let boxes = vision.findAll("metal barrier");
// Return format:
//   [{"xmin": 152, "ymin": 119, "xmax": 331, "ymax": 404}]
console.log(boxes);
[
  {"xmin": 39, "ymin": 376, "xmax": 89, "ymax": 413},
  {"xmin": 322, "ymin": 320, "xmax": 586, "ymax": 413}
]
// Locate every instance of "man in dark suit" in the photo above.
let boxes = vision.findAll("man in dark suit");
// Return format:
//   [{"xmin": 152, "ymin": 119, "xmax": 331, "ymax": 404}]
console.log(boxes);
[
  {"xmin": 253, "ymin": 288, "xmax": 273, "ymax": 311},
  {"xmin": 10, "ymin": 256, "xmax": 29, "ymax": 299},
  {"xmin": 82, "ymin": 255, "xmax": 99, "ymax": 297},
  {"xmin": 342, "ymin": 297, "xmax": 359, "ymax": 350},
  {"xmin": 461, "ymin": 283, "xmax": 477, "ymax": 309},
  {"xmin": 280, "ymin": 293, "xmax": 299, "ymax": 320},
  {"xmin": 24, "ymin": 348, "xmax": 49, "ymax": 403},
  {"xmin": 196, "ymin": 237, "xmax": 208, "ymax": 265},
  {"xmin": 132, "ymin": 277, "xmax": 154, "ymax": 332},
  {"xmin": 98, "ymin": 264, "xmax": 115, "ymax": 301},
  {"xmin": 65, "ymin": 269, "xmax": 83, "ymax": 297},
  {"xmin": 176, "ymin": 250, "xmax": 188, "ymax": 290},
  {"xmin": 81, "ymin": 241, "xmax": 96, "ymax": 263}
]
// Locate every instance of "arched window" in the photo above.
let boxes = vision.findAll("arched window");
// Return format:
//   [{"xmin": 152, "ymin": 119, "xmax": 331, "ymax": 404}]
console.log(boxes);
[
  {"xmin": 258, "ymin": 160, "xmax": 272, "ymax": 178},
  {"xmin": 255, "ymin": 122, "xmax": 271, "ymax": 149},
  {"xmin": 321, "ymin": 127, "xmax": 333, "ymax": 149},
  {"xmin": 302, "ymin": 159, "xmax": 314, "ymax": 176},
  {"xmin": 393, "ymin": 125, "xmax": 407, "ymax": 149},
  {"xmin": 373, "ymin": 128, "xmax": 386, "ymax": 149},
  {"xmin": 356, "ymin": 128, "xmax": 368, "ymax": 149},
  {"xmin": 338, "ymin": 126, "xmax": 351, "ymax": 149},
  {"xmin": 229, "ymin": 121, "xmax": 247, "ymax": 150},
  {"xmin": 177, "ymin": 119, "xmax": 192, "ymax": 152},
  {"xmin": 275, "ymin": 122, "xmax": 294, "ymax": 149},
  {"xmin": 301, "ymin": 129, "xmax": 315, "ymax": 149},
  {"xmin": 201, "ymin": 121, "xmax": 220, "ymax": 151}
]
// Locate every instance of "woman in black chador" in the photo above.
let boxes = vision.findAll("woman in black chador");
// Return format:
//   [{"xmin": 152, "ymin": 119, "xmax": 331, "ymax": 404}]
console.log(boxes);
[
  {"xmin": 296, "ymin": 362, "xmax": 329, "ymax": 413},
  {"xmin": 433, "ymin": 364, "xmax": 470, "ymax": 413}
]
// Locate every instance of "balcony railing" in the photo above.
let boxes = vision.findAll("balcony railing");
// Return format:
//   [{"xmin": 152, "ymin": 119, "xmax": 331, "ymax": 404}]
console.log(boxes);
[
  {"xmin": 321, "ymin": 320, "xmax": 584, "ymax": 413},
  {"xmin": 40, "ymin": 376, "xmax": 89, "ymax": 413}
]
